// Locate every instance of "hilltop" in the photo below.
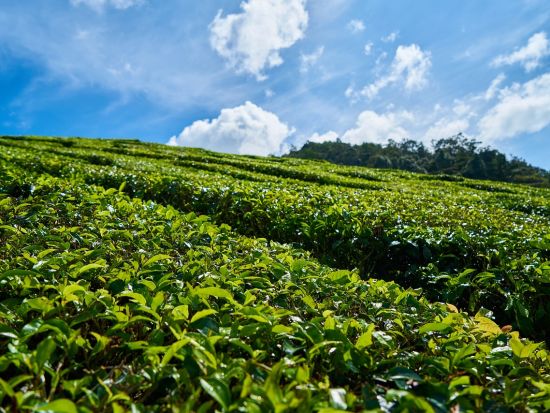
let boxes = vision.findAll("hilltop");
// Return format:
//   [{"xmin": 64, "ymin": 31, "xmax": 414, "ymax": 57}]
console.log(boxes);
[{"xmin": 285, "ymin": 134, "xmax": 550, "ymax": 187}]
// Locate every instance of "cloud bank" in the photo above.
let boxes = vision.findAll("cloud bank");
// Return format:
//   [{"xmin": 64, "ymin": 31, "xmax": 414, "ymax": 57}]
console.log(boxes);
[
  {"xmin": 340, "ymin": 110, "xmax": 413, "ymax": 144},
  {"xmin": 168, "ymin": 102, "xmax": 293, "ymax": 156}
]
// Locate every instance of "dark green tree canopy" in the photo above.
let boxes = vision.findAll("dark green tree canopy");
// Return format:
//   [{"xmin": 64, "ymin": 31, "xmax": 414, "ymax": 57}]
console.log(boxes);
[{"xmin": 286, "ymin": 134, "xmax": 549, "ymax": 187}]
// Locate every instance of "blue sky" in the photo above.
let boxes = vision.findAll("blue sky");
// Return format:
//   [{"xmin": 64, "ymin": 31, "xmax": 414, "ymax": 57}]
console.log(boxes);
[{"xmin": 0, "ymin": 0, "xmax": 549, "ymax": 169}]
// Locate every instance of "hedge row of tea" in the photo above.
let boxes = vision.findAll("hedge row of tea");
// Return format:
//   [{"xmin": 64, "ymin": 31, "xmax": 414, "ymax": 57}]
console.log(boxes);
[
  {"xmin": 1, "ymin": 136, "xmax": 549, "ymax": 342},
  {"xmin": 1, "ymin": 169, "xmax": 549, "ymax": 412}
]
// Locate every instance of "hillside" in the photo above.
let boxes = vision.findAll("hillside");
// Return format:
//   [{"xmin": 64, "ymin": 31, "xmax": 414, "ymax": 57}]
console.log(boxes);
[
  {"xmin": 1, "ymin": 135, "xmax": 549, "ymax": 411},
  {"xmin": 285, "ymin": 135, "xmax": 550, "ymax": 187}
]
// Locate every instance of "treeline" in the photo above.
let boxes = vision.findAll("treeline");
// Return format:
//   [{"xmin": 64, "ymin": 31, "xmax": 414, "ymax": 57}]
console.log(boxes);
[{"xmin": 285, "ymin": 134, "xmax": 550, "ymax": 186}]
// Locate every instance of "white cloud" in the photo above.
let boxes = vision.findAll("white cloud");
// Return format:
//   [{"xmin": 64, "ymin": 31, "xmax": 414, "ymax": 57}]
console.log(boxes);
[
  {"xmin": 168, "ymin": 101, "xmax": 294, "ymax": 156},
  {"xmin": 361, "ymin": 44, "xmax": 431, "ymax": 99},
  {"xmin": 340, "ymin": 110, "xmax": 413, "ymax": 145},
  {"xmin": 300, "ymin": 46, "xmax": 324, "ymax": 73},
  {"xmin": 424, "ymin": 118, "xmax": 470, "ymax": 142},
  {"xmin": 209, "ymin": 0, "xmax": 308, "ymax": 81},
  {"xmin": 308, "ymin": 130, "xmax": 338, "ymax": 143},
  {"xmin": 364, "ymin": 42, "xmax": 373, "ymax": 56},
  {"xmin": 70, "ymin": 0, "xmax": 143, "ymax": 11},
  {"xmin": 484, "ymin": 73, "xmax": 506, "ymax": 100},
  {"xmin": 381, "ymin": 31, "xmax": 398, "ymax": 43},
  {"xmin": 492, "ymin": 32, "xmax": 549, "ymax": 72},
  {"xmin": 347, "ymin": 19, "xmax": 365, "ymax": 33},
  {"xmin": 478, "ymin": 72, "xmax": 550, "ymax": 141}
]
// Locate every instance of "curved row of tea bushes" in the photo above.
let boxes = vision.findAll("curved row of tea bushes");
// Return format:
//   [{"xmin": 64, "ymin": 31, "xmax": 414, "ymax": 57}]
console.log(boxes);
[
  {"xmin": 1, "ymin": 174, "xmax": 549, "ymax": 411},
  {"xmin": 1, "ymin": 137, "xmax": 549, "ymax": 341}
]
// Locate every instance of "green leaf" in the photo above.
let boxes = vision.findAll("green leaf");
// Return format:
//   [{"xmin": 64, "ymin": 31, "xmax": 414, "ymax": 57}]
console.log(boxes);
[
  {"xmin": 91, "ymin": 332, "xmax": 110, "ymax": 355},
  {"xmin": 272, "ymin": 325, "xmax": 293, "ymax": 334},
  {"xmin": 78, "ymin": 262, "xmax": 105, "ymax": 275},
  {"xmin": 161, "ymin": 339, "xmax": 190, "ymax": 367},
  {"xmin": 0, "ymin": 378, "xmax": 14, "ymax": 398},
  {"xmin": 510, "ymin": 336, "xmax": 539, "ymax": 358},
  {"xmin": 195, "ymin": 287, "xmax": 234, "ymax": 303},
  {"xmin": 118, "ymin": 292, "xmax": 147, "ymax": 306},
  {"xmin": 302, "ymin": 295, "xmax": 317, "ymax": 309},
  {"xmin": 264, "ymin": 361, "xmax": 284, "ymax": 406},
  {"xmin": 37, "ymin": 248, "xmax": 57, "ymax": 259},
  {"xmin": 419, "ymin": 322, "xmax": 452, "ymax": 334},
  {"xmin": 355, "ymin": 323, "xmax": 375, "ymax": 349},
  {"xmin": 240, "ymin": 374, "xmax": 253, "ymax": 398},
  {"xmin": 151, "ymin": 291, "xmax": 165, "ymax": 312},
  {"xmin": 172, "ymin": 305, "xmax": 189, "ymax": 320},
  {"xmin": 35, "ymin": 336, "xmax": 56, "ymax": 372},
  {"xmin": 144, "ymin": 254, "xmax": 171, "ymax": 267},
  {"xmin": 36, "ymin": 399, "xmax": 78, "ymax": 413},
  {"xmin": 452, "ymin": 343, "xmax": 476, "ymax": 366},
  {"xmin": 190, "ymin": 309, "xmax": 217, "ymax": 324},
  {"xmin": 474, "ymin": 316, "xmax": 501, "ymax": 336},
  {"xmin": 200, "ymin": 378, "xmax": 231, "ymax": 411}
]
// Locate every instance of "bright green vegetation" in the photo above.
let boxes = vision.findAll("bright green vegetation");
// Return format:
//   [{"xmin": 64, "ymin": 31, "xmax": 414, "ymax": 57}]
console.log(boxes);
[{"xmin": 1, "ymin": 135, "xmax": 550, "ymax": 411}]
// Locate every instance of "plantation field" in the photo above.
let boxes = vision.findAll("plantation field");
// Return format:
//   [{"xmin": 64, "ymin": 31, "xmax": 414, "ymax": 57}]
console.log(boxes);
[{"xmin": 1, "ymin": 135, "xmax": 550, "ymax": 411}]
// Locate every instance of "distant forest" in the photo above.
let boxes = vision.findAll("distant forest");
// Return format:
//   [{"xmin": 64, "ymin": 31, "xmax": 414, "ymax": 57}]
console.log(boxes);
[{"xmin": 285, "ymin": 134, "xmax": 550, "ymax": 187}]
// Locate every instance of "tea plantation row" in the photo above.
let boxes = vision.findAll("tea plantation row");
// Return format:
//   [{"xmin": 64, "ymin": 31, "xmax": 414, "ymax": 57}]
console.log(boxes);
[
  {"xmin": 1, "ymin": 168, "xmax": 549, "ymax": 411},
  {"xmin": 1, "ymin": 136, "xmax": 549, "ymax": 342}
]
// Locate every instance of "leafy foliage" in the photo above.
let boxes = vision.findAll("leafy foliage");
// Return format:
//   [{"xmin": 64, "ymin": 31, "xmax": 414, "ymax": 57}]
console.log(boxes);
[
  {"xmin": 0, "ymin": 136, "xmax": 549, "ymax": 411},
  {"xmin": 1, "ymin": 136, "xmax": 549, "ymax": 340},
  {"xmin": 286, "ymin": 134, "xmax": 550, "ymax": 187}
]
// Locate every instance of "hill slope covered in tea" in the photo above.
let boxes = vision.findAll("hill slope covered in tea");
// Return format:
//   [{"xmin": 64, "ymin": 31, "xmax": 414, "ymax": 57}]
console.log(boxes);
[{"xmin": 1, "ymin": 135, "xmax": 549, "ymax": 412}]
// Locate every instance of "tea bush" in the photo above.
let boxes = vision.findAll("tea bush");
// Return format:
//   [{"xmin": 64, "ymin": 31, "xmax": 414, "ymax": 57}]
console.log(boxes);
[
  {"xmin": 1, "ymin": 136, "xmax": 549, "ymax": 341},
  {"xmin": 1, "ymin": 173, "xmax": 549, "ymax": 411}
]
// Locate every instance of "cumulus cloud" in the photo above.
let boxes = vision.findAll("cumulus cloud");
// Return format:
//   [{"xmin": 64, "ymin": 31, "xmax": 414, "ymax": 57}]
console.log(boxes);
[
  {"xmin": 381, "ymin": 31, "xmax": 398, "ymax": 43},
  {"xmin": 209, "ymin": 0, "xmax": 308, "ymax": 81},
  {"xmin": 300, "ymin": 46, "xmax": 324, "ymax": 73},
  {"xmin": 347, "ymin": 19, "xmax": 365, "ymax": 33},
  {"xmin": 492, "ymin": 32, "xmax": 549, "ymax": 72},
  {"xmin": 360, "ymin": 44, "xmax": 431, "ymax": 99},
  {"xmin": 478, "ymin": 73, "xmax": 550, "ymax": 142},
  {"xmin": 168, "ymin": 102, "xmax": 293, "ymax": 156},
  {"xmin": 307, "ymin": 130, "xmax": 338, "ymax": 143},
  {"xmin": 340, "ymin": 110, "xmax": 413, "ymax": 145},
  {"xmin": 70, "ymin": 0, "xmax": 143, "ymax": 11}
]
